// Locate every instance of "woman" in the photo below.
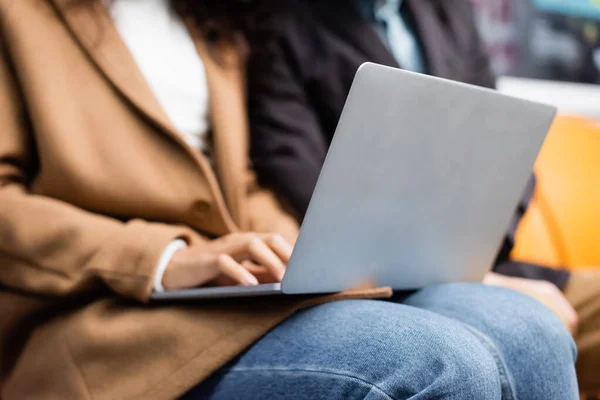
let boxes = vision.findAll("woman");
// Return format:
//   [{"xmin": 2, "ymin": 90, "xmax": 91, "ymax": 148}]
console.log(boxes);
[{"xmin": 0, "ymin": 0, "xmax": 578, "ymax": 398}]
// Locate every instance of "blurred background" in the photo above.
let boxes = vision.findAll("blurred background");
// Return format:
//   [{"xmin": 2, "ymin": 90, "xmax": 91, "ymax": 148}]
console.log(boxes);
[
  {"xmin": 473, "ymin": 0, "xmax": 600, "ymax": 120},
  {"xmin": 471, "ymin": 0, "xmax": 600, "ymax": 279},
  {"xmin": 473, "ymin": 0, "xmax": 600, "ymax": 83}
]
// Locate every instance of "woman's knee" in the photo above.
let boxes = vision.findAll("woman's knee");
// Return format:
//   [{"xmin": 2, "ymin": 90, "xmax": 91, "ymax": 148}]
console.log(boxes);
[
  {"xmin": 242, "ymin": 300, "xmax": 503, "ymax": 399},
  {"xmin": 404, "ymin": 283, "xmax": 577, "ymax": 361},
  {"xmin": 404, "ymin": 283, "xmax": 579, "ymax": 397}
]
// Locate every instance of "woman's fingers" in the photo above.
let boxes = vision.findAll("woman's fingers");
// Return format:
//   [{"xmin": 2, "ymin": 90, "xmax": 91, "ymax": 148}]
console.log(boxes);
[
  {"xmin": 247, "ymin": 238, "xmax": 286, "ymax": 281},
  {"xmin": 241, "ymin": 260, "xmax": 280, "ymax": 284},
  {"xmin": 260, "ymin": 234, "xmax": 294, "ymax": 264},
  {"xmin": 202, "ymin": 233, "xmax": 295, "ymax": 286},
  {"xmin": 216, "ymin": 254, "xmax": 259, "ymax": 286},
  {"xmin": 164, "ymin": 233, "xmax": 294, "ymax": 290},
  {"xmin": 240, "ymin": 260, "xmax": 265, "ymax": 275}
]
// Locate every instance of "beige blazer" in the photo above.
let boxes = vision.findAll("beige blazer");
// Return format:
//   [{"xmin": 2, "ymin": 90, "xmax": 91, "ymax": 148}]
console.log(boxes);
[{"xmin": 0, "ymin": 1, "xmax": 390, "ymax": 399}]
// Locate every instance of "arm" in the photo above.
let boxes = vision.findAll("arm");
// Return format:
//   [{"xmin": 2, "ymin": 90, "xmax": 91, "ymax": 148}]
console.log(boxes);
[
  {"xmin": 247, "ymin": 22, "xmax": 328, "ymax": 218},
  {"xmin": 0, "ymin": 37, "xmax": 204, "ymax": 303}
]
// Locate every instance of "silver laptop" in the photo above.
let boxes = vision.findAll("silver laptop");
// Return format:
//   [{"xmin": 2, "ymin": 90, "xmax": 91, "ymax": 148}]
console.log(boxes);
[{"xmin": 152, "ymin": 62, "xmax": 556, "ymax": 301}]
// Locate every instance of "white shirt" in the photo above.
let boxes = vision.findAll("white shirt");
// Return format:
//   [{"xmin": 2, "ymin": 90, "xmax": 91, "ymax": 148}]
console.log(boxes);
[
  {"xmin": 110, "ymin": 0, "xmax": 211, "ymax": 153},
  {"xmin": 110, "ymin": 0, "xmax": 211, "ymax": 290}
]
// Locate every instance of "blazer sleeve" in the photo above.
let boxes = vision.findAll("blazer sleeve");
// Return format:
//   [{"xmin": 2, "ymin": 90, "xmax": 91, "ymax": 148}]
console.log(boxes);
[
  {"xmin": 248, "ymin": 23, "xmax": 328, "ymax": 218},
  {"xmin": 0, "ymin": 39, "xmax": 205, "ymax": 303}
]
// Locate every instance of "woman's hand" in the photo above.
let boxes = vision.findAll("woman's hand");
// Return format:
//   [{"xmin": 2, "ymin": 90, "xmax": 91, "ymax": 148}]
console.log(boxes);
[
  {"xmin": 162, "ymin": 233, "xmax": 293, "ymax": 291},
  {"xmin": 484, "ymin": 272, "xmax": 579, "ymax": 335}
]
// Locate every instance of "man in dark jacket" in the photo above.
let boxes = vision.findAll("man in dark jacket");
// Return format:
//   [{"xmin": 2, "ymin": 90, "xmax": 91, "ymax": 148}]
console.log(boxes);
[{"xmin": 248, "ymin": 0, "xmax": 600, "ymax": 392}]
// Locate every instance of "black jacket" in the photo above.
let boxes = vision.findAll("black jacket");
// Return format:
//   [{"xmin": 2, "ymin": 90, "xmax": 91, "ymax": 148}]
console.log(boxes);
[{"xmin": 248, "ymin": 0, "xmax": 570, "ymax": 288}]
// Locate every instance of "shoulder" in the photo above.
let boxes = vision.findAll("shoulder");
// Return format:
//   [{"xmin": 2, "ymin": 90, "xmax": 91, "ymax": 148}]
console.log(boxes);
[
  {"xmin": 264, "ymin": 0, "xmax": 322, "ymax": 42},
  {"xmin": 252, "ymin": 0, "xmax": 329, "ymax": 67},
  {"xmin": 437, "ymin": 0, "xmax": 479, "ymax": 23},
  {"xmin": 434, "ymin": 0, "xmax": 482, "ymax": 40}
]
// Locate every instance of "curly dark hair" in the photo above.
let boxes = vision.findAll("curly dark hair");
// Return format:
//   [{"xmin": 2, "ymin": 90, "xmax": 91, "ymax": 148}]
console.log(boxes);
[
  {"xmin": 171, "ymin": 0, "xmax": 275, "ymax": 44},
  {"xmin": 75, "ymin": 0, "xmax": 276, "ymax": 44}
]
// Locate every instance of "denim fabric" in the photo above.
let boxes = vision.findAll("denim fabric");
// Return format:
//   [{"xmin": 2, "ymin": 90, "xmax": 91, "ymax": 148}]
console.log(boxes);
[{"xmin": 182, "ymin": 283, "xmax": 578, "ymax": 399}]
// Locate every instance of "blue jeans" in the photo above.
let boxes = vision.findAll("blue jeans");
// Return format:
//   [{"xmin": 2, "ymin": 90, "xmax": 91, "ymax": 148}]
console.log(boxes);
[{"xmin": 182, "ymin": 284, "xmax": 578, "ymax": 399}]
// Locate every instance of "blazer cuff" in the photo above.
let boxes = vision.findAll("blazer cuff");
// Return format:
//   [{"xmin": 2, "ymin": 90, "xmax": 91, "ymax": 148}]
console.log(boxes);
[{"xmin": 90, "ymin": 220, "xmax": 199, "ymax": 303}]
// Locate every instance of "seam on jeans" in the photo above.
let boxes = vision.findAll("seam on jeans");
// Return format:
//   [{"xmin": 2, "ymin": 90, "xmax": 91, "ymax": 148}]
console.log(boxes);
[
  {"xmin": 224, "ymin": 366, "xmax": 396, "ymax": 400},
  {"xmin": 462, "ymin": 325, "xmax": 516, "ymax": 400}
]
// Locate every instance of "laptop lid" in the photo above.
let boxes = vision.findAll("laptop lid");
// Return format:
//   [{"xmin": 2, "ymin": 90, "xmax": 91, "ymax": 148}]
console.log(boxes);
[{"xmin": 282, "ymin": 63, "xmax": 556, "ymax": 294}]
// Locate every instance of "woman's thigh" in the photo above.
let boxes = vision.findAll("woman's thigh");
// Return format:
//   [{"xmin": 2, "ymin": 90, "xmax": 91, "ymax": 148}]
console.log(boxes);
[
  {"xmin": 402, "ymin": 283, "xmax": 579, "ymax": 399},
  {"xmin": 182, "ymin": 300, "xmax": 502, "ymax": 400}
]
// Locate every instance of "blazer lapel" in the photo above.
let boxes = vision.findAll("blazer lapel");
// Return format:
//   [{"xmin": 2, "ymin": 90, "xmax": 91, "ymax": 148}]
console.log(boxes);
[
  {"xmin": 49, "ymin": 0, "xmax": 241, "ymax": 232},
  {"xmin": 314, "ymin": 0, "xmax": 399, "ymax": 68},
  {"xmin": 50, "ymin": 0, "xmax": 180, "ymax": 136},
  {"xmin": 406, "ymin": 0, "xmax": 456, "ymax": 78},
  {"xmin": 187, "ymin": 28, "xmax": 249, "ymax": 229}
]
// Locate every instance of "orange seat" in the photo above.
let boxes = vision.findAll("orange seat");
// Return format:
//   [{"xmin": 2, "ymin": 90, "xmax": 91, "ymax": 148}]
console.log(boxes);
[{"xmin": 512, "ymin": 115, "xmax": 600, "ymax": 269}]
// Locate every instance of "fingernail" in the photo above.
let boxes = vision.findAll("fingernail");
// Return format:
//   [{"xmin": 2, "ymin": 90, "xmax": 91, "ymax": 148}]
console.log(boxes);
[{"xmin": 245, "ymin": 276, "xmax": 259, "ymax": 286}]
